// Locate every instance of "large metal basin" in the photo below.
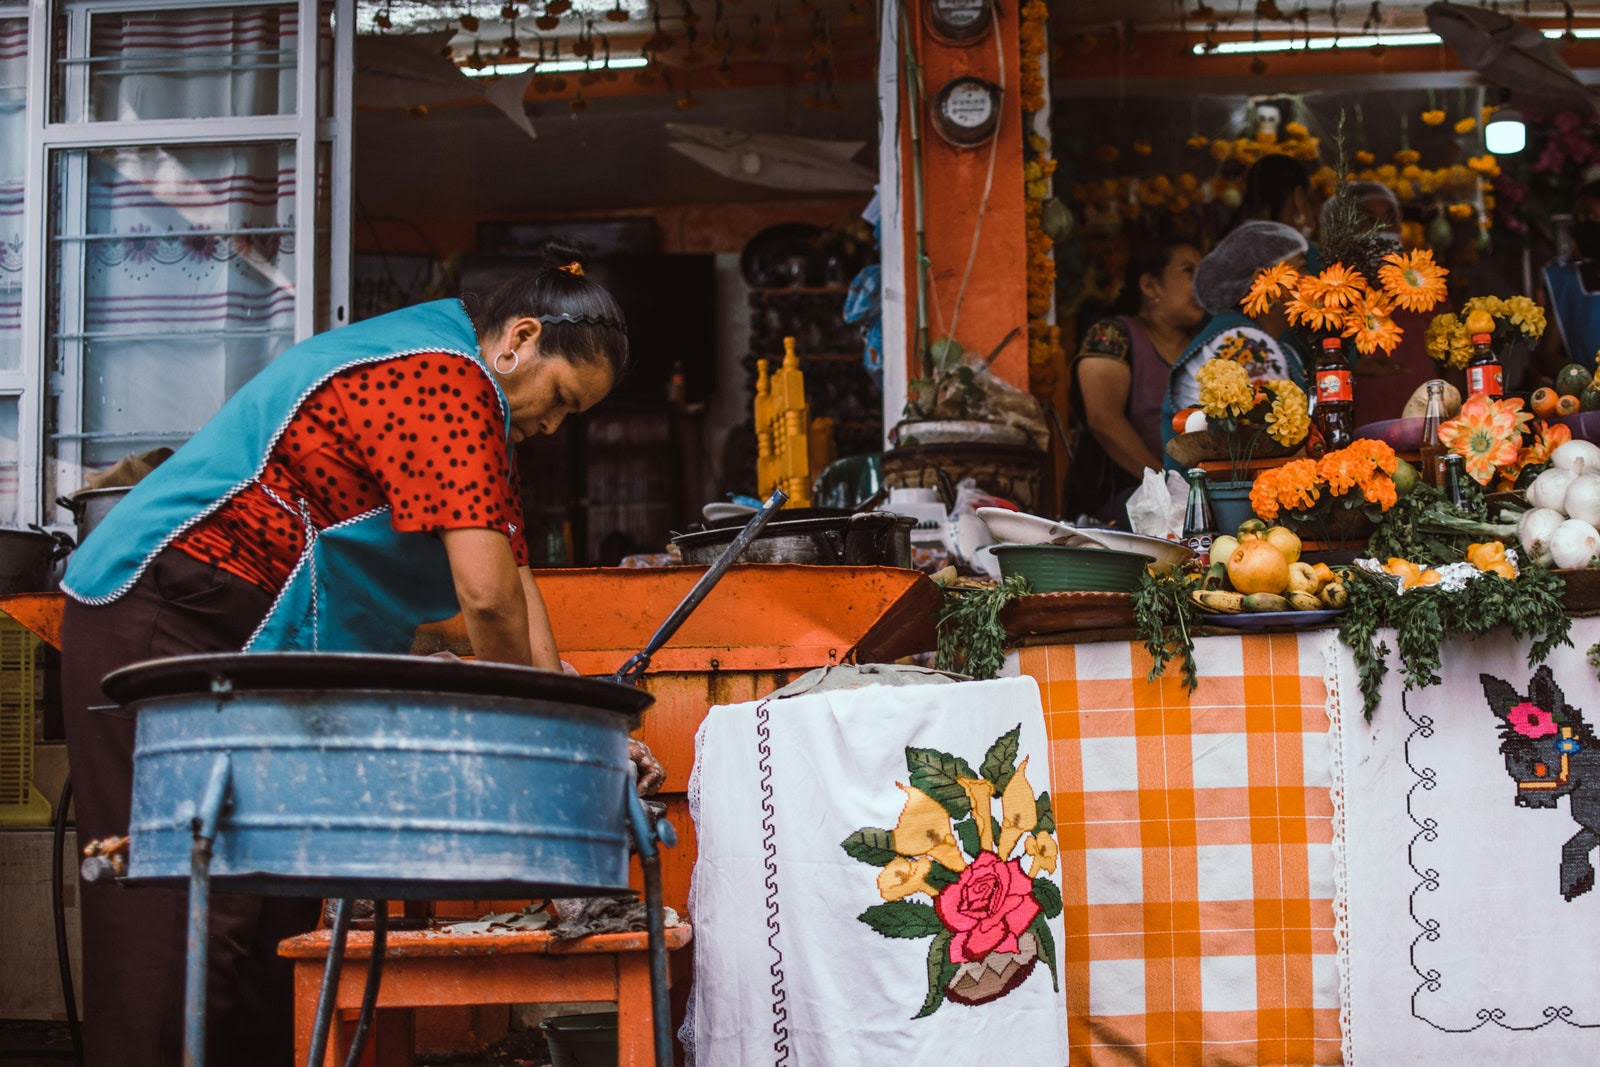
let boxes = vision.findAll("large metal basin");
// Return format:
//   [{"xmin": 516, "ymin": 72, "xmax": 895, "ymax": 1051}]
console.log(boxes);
[{"xmin": 104, "ymin": 653, "xmax": 653, "ymax": 900}]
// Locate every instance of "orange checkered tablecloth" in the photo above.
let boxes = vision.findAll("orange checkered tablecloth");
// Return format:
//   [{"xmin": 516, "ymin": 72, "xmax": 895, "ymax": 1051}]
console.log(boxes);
[{"xmin": 1018, "ymin": 631, "xmax": 1341, "ymax": 1067}]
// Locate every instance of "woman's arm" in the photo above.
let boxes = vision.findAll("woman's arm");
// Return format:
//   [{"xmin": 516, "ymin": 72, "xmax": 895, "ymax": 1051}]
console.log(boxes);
[
  {"xmin": 1077, "ymin": 357, "xmax": 1163, "ymax": 476},
  {"xmin": 440, "ymin": 528, "xmax": 550, "ymax": 668},
  {"xmin": 517, "ymin": 566, "xmax": 563, "ymax": 671}
]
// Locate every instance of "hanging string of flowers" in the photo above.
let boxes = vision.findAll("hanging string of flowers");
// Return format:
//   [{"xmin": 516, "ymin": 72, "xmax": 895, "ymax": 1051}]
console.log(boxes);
[{"xmin": 1020, "ymin": 0, "xmax": 1063, "ymax": 401}]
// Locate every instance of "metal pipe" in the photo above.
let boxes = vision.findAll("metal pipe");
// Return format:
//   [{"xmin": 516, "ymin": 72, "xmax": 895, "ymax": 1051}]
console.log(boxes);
[
  {"xmin": 184, "ymin": 754, "xmax": 231, "ymax": 1067},
  {"xmin": 52, "ymin": 775, "xmax": 83, "ymax": 1066},
  {"xmin": 340, "ymin": 905, "xmax": 387, "ymax": 1067},
  {"xmin": 625, "ymin": 783, "xmax": 673, "ymax": 1066},
  {"xmin": 613, "ymin": 487, "xmax": 788, "ymax": 685},
  {"xmin": 306, "ymin": 900, "xmax": 353, "ymax": 1067}
]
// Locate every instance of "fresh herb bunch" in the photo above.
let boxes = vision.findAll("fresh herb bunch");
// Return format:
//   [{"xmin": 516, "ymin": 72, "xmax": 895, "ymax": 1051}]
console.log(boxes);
[
  {"xmin": 1317, "ymin": 114, "xmax": 1395, "ymax": 285},
  {"xmin": 1338, "ymin": 564, "xmax": 1571, "ymax": 719},
  {"xmin": 935, "ymin": 575, "xmax": 1031, "ymax": 680},
  {"xmin": 1133, "ymin": 566, "xmax": 1204, "ymax": 692},
  {"xmin": 1365, "ymin": 482, "xmax": 1517, "ymax": 563}
]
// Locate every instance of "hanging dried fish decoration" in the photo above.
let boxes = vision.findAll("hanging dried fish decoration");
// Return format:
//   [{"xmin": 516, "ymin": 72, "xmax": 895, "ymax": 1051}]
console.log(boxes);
[
  {"xmin": 502, "ymin": 1, "xmax": 518, "ymax": 18},
  {"xmin": 548, "ymin": 0, "xmax": 573, "ymax": 16},
  {"xmin": 373, "ymin": 0, "xmax": 393, "ymax": 30},
  {"xmin": 573, "ymin": 20, "xmax": 596, "ymax": 58},
  {"xmin": 460, "ymin": 9, "xmax": 481, "ymax": 32},
  {"xmin": 535, "ymin": 0, "xmax": 561, "ymax": 31},
  {"xmin": 605, "ymin": 0, "xmax": 630, "ymax": 22}
]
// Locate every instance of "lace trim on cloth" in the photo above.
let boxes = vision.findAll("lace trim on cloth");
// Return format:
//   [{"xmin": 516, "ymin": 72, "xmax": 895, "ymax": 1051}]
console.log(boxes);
[
  {"xmin": 1323, "ymin": 630, "xmax": 1355, "ymax": 1067},
  {"xmin": 680, "ymin": 716, "xmax": 708, "ymax": 1066}
]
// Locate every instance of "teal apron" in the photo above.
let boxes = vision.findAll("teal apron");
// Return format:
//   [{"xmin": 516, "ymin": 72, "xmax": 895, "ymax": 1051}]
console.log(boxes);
[{"xmin": 62, "ymin": 300, "xmax": 509, "ymax": 654}]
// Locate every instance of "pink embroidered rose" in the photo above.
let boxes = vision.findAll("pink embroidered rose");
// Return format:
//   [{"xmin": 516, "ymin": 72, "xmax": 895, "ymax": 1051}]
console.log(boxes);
[
  {"xmin": 933, "ymin": 851, "xmax": 1041, "ymax": 963},
  {"xmin": 1508, "ymin": 701, "xmax": 1559, "ymax": 739}
]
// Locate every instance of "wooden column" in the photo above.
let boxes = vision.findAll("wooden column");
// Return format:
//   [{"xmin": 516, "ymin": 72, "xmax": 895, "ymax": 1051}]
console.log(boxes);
[{"xmin": 897, "ymin": 0, "xmax": 1030, "ymax": 392}]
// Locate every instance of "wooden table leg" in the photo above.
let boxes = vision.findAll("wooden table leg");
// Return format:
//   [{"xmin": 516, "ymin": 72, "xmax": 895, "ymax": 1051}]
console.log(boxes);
[{"xmin": 616, "ymin": 950, "xmax": 658, "ymax": 1066}]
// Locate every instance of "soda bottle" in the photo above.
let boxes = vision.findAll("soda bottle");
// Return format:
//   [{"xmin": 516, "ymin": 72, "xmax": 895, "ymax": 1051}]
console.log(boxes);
[
  {"xmin": 1182, "ymin": 468, "xmax": 1217, "ymax": 565},
  {"xmin": 1465, "ymin": 333, "xmax": 1503, "ymax": 398},
  {"xmin": 1418, "ymin": 379, "xmax": 1448, "ymax": 488},
  {"xmin": 1311, "ymin": 336, "xmax": 1354, "ymax": 451},
  {"xmin": 1443, "ymin": 453, "xmax": 1467, "ymax": 510}
]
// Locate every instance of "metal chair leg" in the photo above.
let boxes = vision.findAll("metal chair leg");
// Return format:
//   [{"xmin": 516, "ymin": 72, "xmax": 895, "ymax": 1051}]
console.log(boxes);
[
  {"xmin": 307, "ymin": 899, "xmax": 354, "ymax": 1067},
  {"xmin": 183, "ymin": 754, "xmax": 232, "ymax": 1067},
  {"xmin": 626, "ymin": 784, "xmax": 676, "ymax": 1066}
]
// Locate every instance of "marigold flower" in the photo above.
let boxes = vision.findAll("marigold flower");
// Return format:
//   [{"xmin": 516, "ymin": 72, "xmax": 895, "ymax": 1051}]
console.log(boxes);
[
  {"xmin": 1132, "ymin": 139, "xmax": 1153, "ymax": 157},
  {"xmin": 1242, "ymin": 262, "xmax": 1302, "ymax": 318},
  {"xmin": 1421, "ymin": 108, "xmax": 1446, "ymax": 126},
  {"xmin": 1250, "ymin": 468, "xmax": 1282, "ymax": 521},
  {"xmin": 1285, "ymin": 121, "xmax": 1310, "ymax": 138},
  {"xmin": 1355, "ymin": 150, "xmax": 1376, "ymax": 166},
  {"xmin": 1394, "ymin": 148, "xmax": 1421, "ymax": 166},
  {"xmin": 1186, "ymin": 134, "xmax": 1209, "ymax": 151},
  {"xmin": 1301, "ymin": 263, "xmax": 1368, "ymax": 310},
  {"xmin": 1447, "ymin": 202, "xmax": 1475, "ymax": 220},
  {"xmin": 1377, "ymin": 248, "xmax": 1449, "ymax": 313},
  {"xmin": 1263, "ymin": 380, "xmax": 1310, "ymax": 446},
  {"xmin": 1438, "ymin": 394, "xmax": 1524, "ymax": 485},
  {"xmin": 1454, "ymin": 116, "xmax": 1477, "ymax": 134},
  {"xmin": 1502, "ymin": 295, "xmax": 1547, "ymax": 341},
  {"xmin": 1197, "ymin": 356, "xmax": 1256, "ymax": 419}
]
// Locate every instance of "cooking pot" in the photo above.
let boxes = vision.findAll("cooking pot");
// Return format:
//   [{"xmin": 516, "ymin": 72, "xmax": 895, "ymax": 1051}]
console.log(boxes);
[
  {"xmin": 105, "ymin": 652, "xmax": 654, "ymax": 900},
  {"xmin": 0, "ymin": 528, "xmax": 68, "ymax": 593},
  {"xmin": 672, "ymin": 512, "xmax": 915, "ymax": 567}
]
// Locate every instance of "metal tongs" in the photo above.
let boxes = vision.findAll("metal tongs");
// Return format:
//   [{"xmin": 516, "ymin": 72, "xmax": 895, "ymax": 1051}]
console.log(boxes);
[{"xmin": 612, "ymin": 486, "xmax": 788, "ymax": 686}]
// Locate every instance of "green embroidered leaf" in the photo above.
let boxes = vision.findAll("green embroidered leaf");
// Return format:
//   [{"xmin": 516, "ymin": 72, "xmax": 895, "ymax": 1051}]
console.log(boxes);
[
  {"xmin": 1034, "ymin": 790, "xmax": 1056, "ymax": 834},
  {"xmin": 1033, "ymin": 876, "xmax": 1063, "ymax": 919},
  {"xmin": 1029, "ymin": 914, "xmax": 1060, "ymax": 993},
  {"xmin": 915, "ymin": 931, "xmax": 958, "ymax": 1019},
  {"xmin": 926, "ymin": 861, "xmax": 962, "ymax": 891},
  {"xmin": 906, "ymin": 746, "xmax": 978, "ymax": 818},
  {"xmin": 858, "ymin": 901, "xmax": 945, "ymax": 939},
  {"xmin": 840, "ymin": 827, "xmax": 898, "ymax": 867},
  {"xmin": 980, "ymin": 725, "xmax": 1022, "ymax": 793},
  {"xmin": 954, "ymin": 817, "xmax": 982, "ymax": 860}
]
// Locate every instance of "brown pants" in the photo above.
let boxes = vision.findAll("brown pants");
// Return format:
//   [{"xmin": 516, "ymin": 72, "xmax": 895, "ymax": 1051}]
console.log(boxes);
[{"xmin": 62, "ymin": 548, "xmax": 320, "ymax": 1067}]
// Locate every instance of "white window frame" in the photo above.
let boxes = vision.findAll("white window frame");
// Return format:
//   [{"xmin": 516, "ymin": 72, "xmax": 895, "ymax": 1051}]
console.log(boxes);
[{"xmin": 15, "ymin": 0, "xmax": 351, "ymax": 529}]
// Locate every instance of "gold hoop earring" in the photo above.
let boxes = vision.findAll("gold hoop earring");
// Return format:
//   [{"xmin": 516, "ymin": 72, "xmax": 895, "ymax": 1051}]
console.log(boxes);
[{"xmin": 493, "ymin": 350, "xmax": 520, "ymax": 375}]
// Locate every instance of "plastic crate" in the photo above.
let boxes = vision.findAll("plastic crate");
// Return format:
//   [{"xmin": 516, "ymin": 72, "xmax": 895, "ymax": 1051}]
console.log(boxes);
[{"xmin": 0, "ymin": 614, "xmax": 47, "ymax": 826}]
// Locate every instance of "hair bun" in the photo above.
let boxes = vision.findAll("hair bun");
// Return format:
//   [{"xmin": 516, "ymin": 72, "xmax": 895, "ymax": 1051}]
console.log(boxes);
[{"xmin": 539, "ymin": 239, "xmax": 589, "ymax": 276}]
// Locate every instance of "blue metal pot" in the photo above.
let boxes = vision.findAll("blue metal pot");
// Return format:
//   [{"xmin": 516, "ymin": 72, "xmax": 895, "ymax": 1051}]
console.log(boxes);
[{"xmin": 103, "ymin": 653, "xmax": 653, "ymax": 900}]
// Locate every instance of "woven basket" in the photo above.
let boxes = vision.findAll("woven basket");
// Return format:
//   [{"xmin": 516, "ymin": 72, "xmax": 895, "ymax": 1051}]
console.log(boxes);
[{"xmin": 882, "ymin": 442, "xmax": 1047, "ymax": 511}]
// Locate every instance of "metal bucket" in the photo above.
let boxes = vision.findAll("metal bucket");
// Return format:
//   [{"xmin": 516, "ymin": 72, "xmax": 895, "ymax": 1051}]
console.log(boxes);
[
  {"xmin": 104, "ymin": 653, "xmax": 654, "ymax": 900},
  {"xmin": 72, "ymin": 486, "xmax": 133, "ymax": 542}
]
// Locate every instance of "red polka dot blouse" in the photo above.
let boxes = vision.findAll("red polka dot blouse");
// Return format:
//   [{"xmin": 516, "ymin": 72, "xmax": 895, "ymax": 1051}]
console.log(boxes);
[{"xmin": 172, "ymin": 352, "xmax": 530, "ymax": 593}]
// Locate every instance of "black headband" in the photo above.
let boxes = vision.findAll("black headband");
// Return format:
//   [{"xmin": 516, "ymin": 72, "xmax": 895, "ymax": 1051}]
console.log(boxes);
[{"xmin": 538, "ymin": 312, "xmax": 623, "ymax": 329}]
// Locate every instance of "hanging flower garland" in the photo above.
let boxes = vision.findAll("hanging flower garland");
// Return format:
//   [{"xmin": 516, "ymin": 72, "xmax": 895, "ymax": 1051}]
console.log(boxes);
[{"xmin": 1020, "ymin": 0, "xmax": 1062, "ymax": 401}]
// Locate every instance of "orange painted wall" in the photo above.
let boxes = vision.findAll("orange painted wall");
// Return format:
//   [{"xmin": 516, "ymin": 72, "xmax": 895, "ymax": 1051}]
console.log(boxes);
[{"xmin": 899, "ymin": 1, "xmax": 1030, "ymax": 390}]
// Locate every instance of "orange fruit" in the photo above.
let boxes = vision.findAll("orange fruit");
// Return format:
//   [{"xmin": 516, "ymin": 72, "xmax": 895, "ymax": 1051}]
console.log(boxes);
[
  {"xmin": 1557, "ymin": 394, "xmax": 1582, "ymax": 417},
  {"xmin": 1172, "ymin": 407, "xmax": 1198, "ymax": 434},
  {"xmin": 1227, "ymin": 538, "xmax": 1290, "ymax": 595},
  {"xmin": 1531, "ymin": 387, "xmax": 1560, "ymax": 419}
]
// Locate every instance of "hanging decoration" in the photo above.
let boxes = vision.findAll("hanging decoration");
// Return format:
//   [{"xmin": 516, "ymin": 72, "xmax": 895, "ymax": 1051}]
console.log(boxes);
[{"xmin": 1020, "ymin": 0, "xmax": 1062, "ymax": 402}]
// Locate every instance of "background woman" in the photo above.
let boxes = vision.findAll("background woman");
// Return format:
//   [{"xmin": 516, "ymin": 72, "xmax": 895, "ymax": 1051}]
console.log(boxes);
[
  {"xmin": 1064, "ymin": 237, "xmax": 1204, "ymax": 522},
  {"xmin": 1162, "ymin": 221, "xmax": 1310, "ymax": 458},
  {"xmin": 58, "ymin": 243, "xmax": 626, "ymax": 1067},
  {"xmin": 1228, "ymin": 153, "xmax": 1316, "ymax": 239}
]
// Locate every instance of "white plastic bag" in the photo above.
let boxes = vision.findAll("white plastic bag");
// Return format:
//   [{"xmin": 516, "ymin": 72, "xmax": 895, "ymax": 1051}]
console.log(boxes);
[{"xmin": 1124, "ymin": 468, "xmax": 1189, "ymax": 539}]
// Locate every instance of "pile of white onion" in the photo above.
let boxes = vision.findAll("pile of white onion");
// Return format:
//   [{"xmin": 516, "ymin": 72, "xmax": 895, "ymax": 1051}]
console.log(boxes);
[{"xmin": 1520, "ymin": 440, "xmax": 1600, "ymax": 569}]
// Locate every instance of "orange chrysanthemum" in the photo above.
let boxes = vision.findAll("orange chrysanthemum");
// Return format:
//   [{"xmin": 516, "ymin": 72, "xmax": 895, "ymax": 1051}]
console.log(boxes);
[
  {"xmin": 1242, "ymin": 262, "xmax": 1302, "ymax": 317},
  {"xmin": 1437, "ymin": 394, "xmax": 1523, "ymax": 486},
  {"xmin": 1342, "ymin": 293, "xmax": 1404, "ymax": 356},
  {"xmin": 1377, "ymin": 249, "xmax": 1449, "ymax": 312},
  {"xmin": 1250, "ymin": 468, "xmax": 1282, "ymax": 521},
  {"xmin": 1275, "ymin": 459, "xmax": 1321, "ymax": 511},
  {"xmin": 1284, "ymin": 289, "xmax": 1345, "ymax": 332},
  {"xmin": 1300, "ymin": 263, "xmax": 1368, "ymax": 310},
  {"xmin": 1348, "ymin": 438, "xmax": 1398, "ymax": 475}
]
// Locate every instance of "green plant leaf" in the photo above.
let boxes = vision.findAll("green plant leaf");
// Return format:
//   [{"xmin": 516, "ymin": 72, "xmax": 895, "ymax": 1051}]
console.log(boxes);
[
  {"xmin": 840, "ymin": 827, "xmax": 898, "ymax": 867},
  {"xmin": 1034, "ymin": 790, "xmax": 1056, "ymax": 834},
  {"xmin": 1029, "ymin": 914, "xmax": 1060, "ymax": 992},
  {"xmin": 926, "ymin": 861, "xmax": 961, "ymax": 890},
  {"xmin": 954, "ymin": 817, "xmax": 982, "ymax": 860},
  {"xmin": 1033, "ymin": 876, "xmax": 1063, "ymax": 919},
  {"xmin": 906, "ymin": 746, "xmax": 978, "ymax": 818},
  {"xmin": 980, "ymin": 725, "xmax": 1021, "ymax": 793},
  {"xmin": 858, "ymin": 901, "xmax": 945, "ymax": 939},
  {"xmin": 931, "ymin": 336, "xmax": 965, "ymax": 373},
  {"xmin": 915, "ymin": 931, "xmax": 958, "ymax": 1019}
]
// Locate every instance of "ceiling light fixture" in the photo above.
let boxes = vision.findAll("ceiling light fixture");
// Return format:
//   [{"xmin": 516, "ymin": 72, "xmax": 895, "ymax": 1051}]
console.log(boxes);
[
  {"xmin": 1191, "ymin": 26, "xmax": 1600, "ymax": 56},
  {"xmin": 461, "ymin": 54, "xmax": 648, "ymax": 77},
  {"xmin": 1485, "ymin": 90, "xmax": 1526, "ymax": 155}
]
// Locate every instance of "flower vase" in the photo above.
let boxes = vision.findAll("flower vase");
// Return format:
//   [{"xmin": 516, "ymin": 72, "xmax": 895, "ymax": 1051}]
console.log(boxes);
[{"xmin": 1208, "ymin": 479, "xmax": 1258, "ymax": 535}]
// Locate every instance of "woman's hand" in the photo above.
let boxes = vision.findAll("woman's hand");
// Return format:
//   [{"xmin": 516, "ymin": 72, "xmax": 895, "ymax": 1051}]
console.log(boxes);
[{"xmin": 630, "ymin": 737, "xmax": 666, "ymax": 796}]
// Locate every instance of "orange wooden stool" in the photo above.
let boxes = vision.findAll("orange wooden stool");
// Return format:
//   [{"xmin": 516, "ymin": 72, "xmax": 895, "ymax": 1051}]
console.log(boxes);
[{"xmin": 279, "ymin": 923, "xmax": 692, "ymax": 1067}]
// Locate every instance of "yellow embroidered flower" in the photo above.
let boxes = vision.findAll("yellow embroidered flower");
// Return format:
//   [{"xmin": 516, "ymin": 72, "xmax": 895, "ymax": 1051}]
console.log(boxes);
[
  {"xmin": 891, "ymin": 783, "xmax": 967, "ymax": 871},
  {"xmin": 877, "ymin": 855, "xmax": 939, "ymax": 901},
  {"xmin": 1198, "ymin": 356, "xmax": 1256, "ymax": 419},
  {"xmin": 1454, "ymin": 116, "xmax": 1477, "ymax": 134},
  {"xmin": 1242, "ymin": 262, "xmax": 1301, "ymax": 317},
  {"xmin": 1024, "ymin": 831, "xmax": 1058, "ymax": 879},
  {"xmin": 956, "ymin": 776, "xmax": 997, "ymax": 852},
  {"xmin": 1263, "ymin": 380, "xmax": 1310, "ymax": 446},
  {"xmin": 1377, "ymin": 248, "xmax": 1448, "ymax": 313},
  {"xmin": 1421, "ymin": 108, "xmax": 1446, "ymax": 126},
  {"xmin": 997, "ymin": 756, "xmax": 1037, "ymax": 860}
]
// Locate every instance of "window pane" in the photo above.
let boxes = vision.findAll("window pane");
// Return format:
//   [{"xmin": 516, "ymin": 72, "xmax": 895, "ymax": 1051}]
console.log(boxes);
[
  {"xmin": 0, "ymin": 397, "xmax": 19, "ymax": 527},
  {"xmin": 52, "ymin": 4, "xmax": 298, "ymax": 123},
  {"xmin": 47, "ymin": 142, "xmax": 296, "ymax": 505},
  {"xmin": 1, "ymin": 16, "xmax": 25, "ymax": 372}
]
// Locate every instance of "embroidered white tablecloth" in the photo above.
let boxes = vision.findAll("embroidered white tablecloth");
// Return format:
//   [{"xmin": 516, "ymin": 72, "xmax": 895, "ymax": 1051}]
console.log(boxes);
[
  {"xmin": 1331, "ymin": 615, "xmax": 1600, "ymax": 1064},
  {"xmin": 687, "ymin": 675, "xmax": 1069, "ymax": 1065}
]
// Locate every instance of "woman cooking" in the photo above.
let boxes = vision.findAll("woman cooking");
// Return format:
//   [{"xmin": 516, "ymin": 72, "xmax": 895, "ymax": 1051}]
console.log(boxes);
[{"xmin": 59, "ymin": 243, "xmax": 629, "ymax": 1067}]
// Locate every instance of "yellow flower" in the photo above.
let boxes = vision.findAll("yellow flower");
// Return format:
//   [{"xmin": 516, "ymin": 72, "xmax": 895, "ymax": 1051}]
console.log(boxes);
[
  {"xmin": 1264, "ymin": 380, "xmax": 1310, "ymax": 446},
  {"xmin": 1394, "ymin": 148, "xmax": 1421, "ymax": 166},
  {"xmin": 1355, "ymin": 150, "xmax": 1376, "ymax": 166},
  {"xmin": 1503, "ymin": 295, "xmax": 1546, "ymax": 341},
  {"xmin": 1186, "ymin": 134, "xmax": 1210, "ymax": 151},
  {"xmin": 1024, "ymin": 831, "xmax": 1059, "ymax": 878},
  {"xmin": 1132, "ymin": 139, "xmax": 1153, "ymax": 156},
  {"xmin": 891, "ymin": 784, "xmax": 967, "ymax": 871},
  {"xmin": 997, "ymin": 757, "xmax": 1038, "ymax": 860},
  {"xmin": 1302, "ymin": 263, "xmax": 1368, "ymax": 309},
  {"xmin": 1343, "ymin": 293, "xmax": 1404, "ymax": 356},
  {"xmin": 1448, "ymin": 202, "xmax": 1475, "ymax": 220},
  {"xmin": 1209, "ymin": 139, "xmax": 1233, "ymax": 162},
  {"xmin": 1421, "ymin": 108, "xmax": 1446, "ymax": 126},
  {"xmin": 956, "ymin": 776, "xmax": 997, "ymax": 852},
  {"xmin": 877, "ymin": 855, "xmax": 939, "ymax": 901},
  {"xmin": 1377, "ymin": 248, "xmax": 1449, "ymax": 313},
  {"xmin": 1454, "ymin": 116, "xmax": 1477, "ymax": 134},
  {"xmin": 1425, "ymin": 313, "xmax": 1473, "ymax": 370},
  {"xmin": 1198, "ymin": 356, "xmax": 1256, "ymax": 419},
  {"xmin": 1285, "ymin": 121, "xmax": 1309, "ymax": 139}
]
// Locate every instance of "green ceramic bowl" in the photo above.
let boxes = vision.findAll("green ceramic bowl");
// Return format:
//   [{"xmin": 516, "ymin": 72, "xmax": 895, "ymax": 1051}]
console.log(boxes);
[{"xmin": 990, "ymin": 544, "xmax": 1154, "ymax": 593}]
